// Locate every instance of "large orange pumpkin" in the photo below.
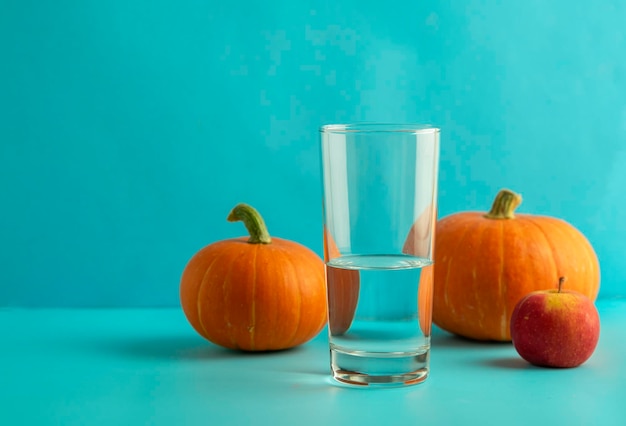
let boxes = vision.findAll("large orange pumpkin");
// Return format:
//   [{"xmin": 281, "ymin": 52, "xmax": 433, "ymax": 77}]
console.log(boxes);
[
  {"xmin": 433, "ymin": 189, "xmax": 600, "ymax": 341},
  {"xmin": 180, "ymin": 203, "xmax": 327, "ymax": 351}
]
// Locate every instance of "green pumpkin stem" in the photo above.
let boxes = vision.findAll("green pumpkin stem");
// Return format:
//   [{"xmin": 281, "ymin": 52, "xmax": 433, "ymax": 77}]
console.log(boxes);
[
  {"xmin": 484, "ymin": 189, "xmax": 523, "ymax": 220},
  {"xmin": 227, "ymin": 203, "xmax": 272, "ymax": 244}
]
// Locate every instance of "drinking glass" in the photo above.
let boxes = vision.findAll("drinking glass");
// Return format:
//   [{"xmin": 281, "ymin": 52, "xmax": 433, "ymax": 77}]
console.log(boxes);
[{"xmin": 320, "ymin": 123, "xmax": 440, "ymax": 386}]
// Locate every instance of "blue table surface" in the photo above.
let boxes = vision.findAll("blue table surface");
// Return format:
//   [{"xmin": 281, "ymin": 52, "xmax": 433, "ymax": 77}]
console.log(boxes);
[{"xmin": 1, "ymin": 299, "xmax": 625, "ymax": 426}]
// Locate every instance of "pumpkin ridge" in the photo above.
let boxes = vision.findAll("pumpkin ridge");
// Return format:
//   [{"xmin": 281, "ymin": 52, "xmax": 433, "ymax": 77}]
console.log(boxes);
[
  {"xmin": 439, "ymin": 215, "xmax": 479, "ymax": 328},
  {"xmin": 575, "ymin": 224, "xmax": 601, "ymax": 298},
  {"xmin": 293, "ymin": 240, "xmax": 327, "ymax": 346},
  {"xmin": 529, "ymin": 216, "xmax": 599, "ymax": 299},
  {"xmin": 561, "ymin": 216, "xmax": 600, "ymax": 298},
  {"xmin": 496, "ymin": 219, "xmax": 506, "ymax": 339},
  {"xmin": 308, "ymin": 248, "xmax": 328, "ymax": 336},
  {"xmin": 310, "ymin": 248, "xmax": 328, "ymax": 334},
  {"xmin": 575, "ymin": 227, "xmax": 600, "ymax": 297},
  {"xmin": 221, "ymin": 246, "xmax": 250, "ymax": 350},
  {"xmin": 196, "ymin": 244, "xmax": 239, "ymax": 348},
  {"xmin": 249, "ymin": 243, "xmax": 259, "ymax": 351},
  {"xmin": 283, "ymin": 247, "xmax": 304, "ymax": 348},
  {"xmin": 261, "ymin": 242, "xmax": 283, "ymax": 350},
  {"xmin": 523, "ymin": 216, "xmax": 560, "ymax": 283},
  {"xmin": 466, "ymin": 218, "xmax": 489, "ymax": 337},
  {"xmin": 191, "ymin": 251, "xmax": 223, "ymax": 339},
  {"xmin": 439, "ymin": 217, "xmax": 466, "ymax": 315}
]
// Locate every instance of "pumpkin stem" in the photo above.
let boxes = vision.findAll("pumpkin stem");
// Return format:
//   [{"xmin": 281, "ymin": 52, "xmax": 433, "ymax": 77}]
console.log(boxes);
[
  {"xmin": 227, "ymin": 203, "xmax": 272, "ymax": 244},
  {"xmin": 484, "ymin": 189, "xmax": 523, "ymax": 220},
  {"xmin": 558, "ymin": 276, "xmax": 566, "ymax": 293}
]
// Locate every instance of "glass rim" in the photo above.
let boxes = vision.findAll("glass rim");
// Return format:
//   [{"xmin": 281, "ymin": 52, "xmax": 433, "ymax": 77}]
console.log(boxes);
[{"xmin": 320, "ymin": 123, "xmax": 440, "ymax": 134}]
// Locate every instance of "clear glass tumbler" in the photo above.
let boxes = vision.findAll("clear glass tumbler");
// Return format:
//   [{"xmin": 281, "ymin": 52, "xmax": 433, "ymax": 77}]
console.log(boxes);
[{"xmin": 320, "ymin": 123, "xmax": 440, "ymax": 387}]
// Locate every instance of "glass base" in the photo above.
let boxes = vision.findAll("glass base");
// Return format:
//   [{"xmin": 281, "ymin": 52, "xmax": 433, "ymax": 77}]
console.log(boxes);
[{"xmin": 330, "ymin": 346, "xmax": 430, "ymax": 387}]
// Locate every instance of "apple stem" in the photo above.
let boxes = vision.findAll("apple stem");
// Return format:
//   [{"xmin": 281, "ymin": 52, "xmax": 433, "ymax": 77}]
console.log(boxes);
[{"xmin": 558, "ymin": 277, "xmax": 566, "ymax": 293}]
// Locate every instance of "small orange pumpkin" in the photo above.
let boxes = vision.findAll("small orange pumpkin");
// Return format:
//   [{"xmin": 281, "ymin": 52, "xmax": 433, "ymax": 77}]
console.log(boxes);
[
  {"xmin": 324, "ymin": 228, "xmax": 360, "ymax": 335},
  {"xmin": 433, "ymin": 189, "xmax": 600, "ymax": 341},
  {"xmin": 180, "ymin": 204, "xmax": 327, "ymax": 351}
]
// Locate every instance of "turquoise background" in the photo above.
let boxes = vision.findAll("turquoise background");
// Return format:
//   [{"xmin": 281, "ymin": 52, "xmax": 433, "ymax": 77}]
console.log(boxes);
[{"xmin": 2, "ymin": 1, "xmax": 625, "ymax": 307}]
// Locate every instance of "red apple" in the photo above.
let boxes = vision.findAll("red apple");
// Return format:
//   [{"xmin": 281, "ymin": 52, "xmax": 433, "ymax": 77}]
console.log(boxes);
[{"xmin": 510, "ymin": 277, "xmax": 600, "ymax": 368}]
